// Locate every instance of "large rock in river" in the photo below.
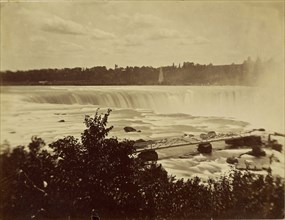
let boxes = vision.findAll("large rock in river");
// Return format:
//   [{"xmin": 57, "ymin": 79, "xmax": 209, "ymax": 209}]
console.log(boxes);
[
  {"xmin": 200, "ymin": 133, "xmax": 208, "ymax": 140},
  {"xmin": 124, "ymin": 126, "xmax": 137, "ymax": 132},
  {"xmin": 138, "ymin": 149, "xmax": 158, "ymax": 162},
  {"xmin": 250, "ymin": 146, "xmax": 266, "ymax": 157},
  {"xmin": 243, "ymin": 135, "xmax": 262, "ymax": 146},
  {"xmin": 225, "ymin": 137, "xmax": 244, "ymax": 147},
  {"xmin": 197, "ymin": 142, "xmax": 212, "ymax": 154},
  {"xmin": 225, "ymin": 135, "xmax": 262, "ymax": 147},
  {"xmin": 272, "ymin": 143, "xmax": 282, "ymax": 152},
  {"xmin": 226, "ymin": 157, "xmax": 239, "ymax": 164},
  {"xmin": 207, "ymin": 131, "xmax": 217, "ymax": 138},
  {"xmin": 134, "ymin": 139, "xmax": 155, "ymax": 148}
]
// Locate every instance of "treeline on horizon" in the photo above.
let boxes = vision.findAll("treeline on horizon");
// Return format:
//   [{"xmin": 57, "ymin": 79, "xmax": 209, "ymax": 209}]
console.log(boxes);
[
  {"xmin": 0, "ymin": 57, "xmax": 272, "ymax": 86},
  {"xmin": 0, "ymin": 109, "xmax": 284, "ymax": 219}
]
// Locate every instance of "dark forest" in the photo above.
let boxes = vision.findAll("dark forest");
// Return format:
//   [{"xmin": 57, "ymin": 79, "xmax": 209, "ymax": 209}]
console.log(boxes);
[{"xmin": 0, "ymin": 57, "xmax": 271, "ymax": 86}]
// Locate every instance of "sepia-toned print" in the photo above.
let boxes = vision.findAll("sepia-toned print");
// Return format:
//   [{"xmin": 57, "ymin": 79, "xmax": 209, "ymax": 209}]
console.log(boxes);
[{"xmin": 0, "ymin": 1, "xmax": 284, "ymax": 219}]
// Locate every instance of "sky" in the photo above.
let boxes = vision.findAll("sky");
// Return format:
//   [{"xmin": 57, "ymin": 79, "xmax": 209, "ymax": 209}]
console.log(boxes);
[{"xmin": 0, "ymin": 1, "xmax": 284, "ymax": 71}]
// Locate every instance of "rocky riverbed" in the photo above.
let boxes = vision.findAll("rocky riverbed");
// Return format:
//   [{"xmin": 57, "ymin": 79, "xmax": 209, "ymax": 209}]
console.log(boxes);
[{"xmin": 135, "ymin": 130, "xmax": 285, "ymax": 180}]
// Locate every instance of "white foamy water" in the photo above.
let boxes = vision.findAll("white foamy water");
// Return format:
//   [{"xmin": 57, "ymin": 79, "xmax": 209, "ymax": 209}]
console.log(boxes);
[{"xmin": 1, "ymin": 86, "xmax": 284, "ymax": 179}]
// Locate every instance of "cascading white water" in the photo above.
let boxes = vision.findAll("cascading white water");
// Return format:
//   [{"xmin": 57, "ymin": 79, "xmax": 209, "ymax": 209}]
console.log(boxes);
[
  {"xmin": 1, "ymin": 85, "xmax": 284, "ymax": 147},
  {"xmin": 22, "ymin": 85, "xmax": 283, "ymax": 132},
  {"xmin": 24, "ymin": 86, "xmax": 254, "ymax": 115},
  {"xmin": 1, "ymin": 85, "xmax": 284, "ymax": 180}
]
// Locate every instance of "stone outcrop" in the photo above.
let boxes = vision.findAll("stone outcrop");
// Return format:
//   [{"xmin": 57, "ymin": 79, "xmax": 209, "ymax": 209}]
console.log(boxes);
[
  {"xmin": 271, "ymin": 143, "xmax": 282, "ymax": 152},
  {"xmin": 197, "ymin": 142, "xmax": 212, "ymax": 154},
  {"xmin": 134, "ymin": 139, "xmax": 155, "ymax": 148},
  {"xmin": 249, "ymin": 146, "xmax": 266, "ymax": 157},
  {"xmin": 138, "ymin": 149, "xmax": 158, "ymax": 162},
  {"xmin": 124, "ymin": 126, "xmax": 137, "ymax": 132},
  {"xmin": 225, "ymin": 135, "xmax": 262, "ymax": 147},
  {"xmin": 207, "ymin": 131, "xmax": 217, "ymax": 138},
  {"xmin": 200, "ymin": 133, "xmax": 208, "ymax": 140},
  {"xmin": 226, "ymin": 157, "xmax": 239, "ymax": 164}
]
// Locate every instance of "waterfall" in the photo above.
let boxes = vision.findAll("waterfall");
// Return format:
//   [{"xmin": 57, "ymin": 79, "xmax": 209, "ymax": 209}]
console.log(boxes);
[
  {"xmin": 2, "ymin": 86, "xmax": 284, "ymax": 148},
  {"xmin": 23, "ymin": 86, "xmax": 262, "ymax": 118}
]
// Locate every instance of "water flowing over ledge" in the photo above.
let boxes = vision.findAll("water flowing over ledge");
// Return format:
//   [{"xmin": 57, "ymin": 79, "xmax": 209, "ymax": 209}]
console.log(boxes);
[
  {"xmin": 1, "ymin": 86, "xmax": 284, "ymax": 146},
  {"xmin": 16, "ymin": 85, "xmax": 283, "ymax": 132}
]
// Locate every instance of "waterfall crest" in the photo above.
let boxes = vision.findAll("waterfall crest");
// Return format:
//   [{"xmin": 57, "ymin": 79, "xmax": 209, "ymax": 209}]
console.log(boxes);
[{"xmin": 24, "ymin": 86, "xmax": 259, "ymax": 118}]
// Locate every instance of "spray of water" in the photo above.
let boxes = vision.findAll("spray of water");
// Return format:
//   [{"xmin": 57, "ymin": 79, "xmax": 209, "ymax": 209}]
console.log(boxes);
[{"xmin": 254, "ymin": 59, "xmax": 284, "ymax": 133}]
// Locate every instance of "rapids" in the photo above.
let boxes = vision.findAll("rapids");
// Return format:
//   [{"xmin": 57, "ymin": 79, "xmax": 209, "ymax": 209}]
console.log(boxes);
[{"xmin": 1, "ymin": 86, "xmax": 284, "ymax": 179}]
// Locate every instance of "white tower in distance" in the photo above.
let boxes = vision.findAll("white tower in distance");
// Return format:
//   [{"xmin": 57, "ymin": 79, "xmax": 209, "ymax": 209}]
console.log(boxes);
[{"xmin": 158, "ymin": 67, "xmax": 164, "ymax": 84}]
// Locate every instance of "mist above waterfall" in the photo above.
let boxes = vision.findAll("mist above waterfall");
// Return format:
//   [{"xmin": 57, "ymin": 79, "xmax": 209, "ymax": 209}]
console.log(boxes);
[{"xmin": 254, "ymin": 59, "xmax": 284, "ymax": 133}]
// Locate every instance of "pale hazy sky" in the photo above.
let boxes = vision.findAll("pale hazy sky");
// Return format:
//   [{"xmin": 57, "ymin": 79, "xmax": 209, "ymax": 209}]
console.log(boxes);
[{"xmin": 0, "ymin": 1, "xmax": 284, "ymax": 71}]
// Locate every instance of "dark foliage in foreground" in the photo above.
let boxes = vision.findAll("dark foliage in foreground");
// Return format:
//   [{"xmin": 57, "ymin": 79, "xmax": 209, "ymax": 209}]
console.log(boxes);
[{"xmin": 0, "ymin": 110, "xmax": 284, "ymax": 219}]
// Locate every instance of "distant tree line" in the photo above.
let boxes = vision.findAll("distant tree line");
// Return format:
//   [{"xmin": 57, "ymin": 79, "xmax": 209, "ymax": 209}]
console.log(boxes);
[
  {"xmin": 0, "ymin": 109, "xmax": 284, "ymax": 219},
  {"xmin": 0, "ymin": 57, "xmax": 272, "ymax": 86}
]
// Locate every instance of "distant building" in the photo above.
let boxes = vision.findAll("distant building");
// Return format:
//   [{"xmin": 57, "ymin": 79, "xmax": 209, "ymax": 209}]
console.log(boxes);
[{"xmin": 38, "ymin": 81, "xmax": 48, "ymax": 85}]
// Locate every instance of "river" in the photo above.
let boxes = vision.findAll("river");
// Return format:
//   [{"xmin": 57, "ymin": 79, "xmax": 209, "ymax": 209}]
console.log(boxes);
[
  {"xmin": 1, "ymin": 86, "xmax": 284, "ymax": 179},
  {"xmin": 1, "ymin": 85, "xmax": 283, "ymax": 145}
]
